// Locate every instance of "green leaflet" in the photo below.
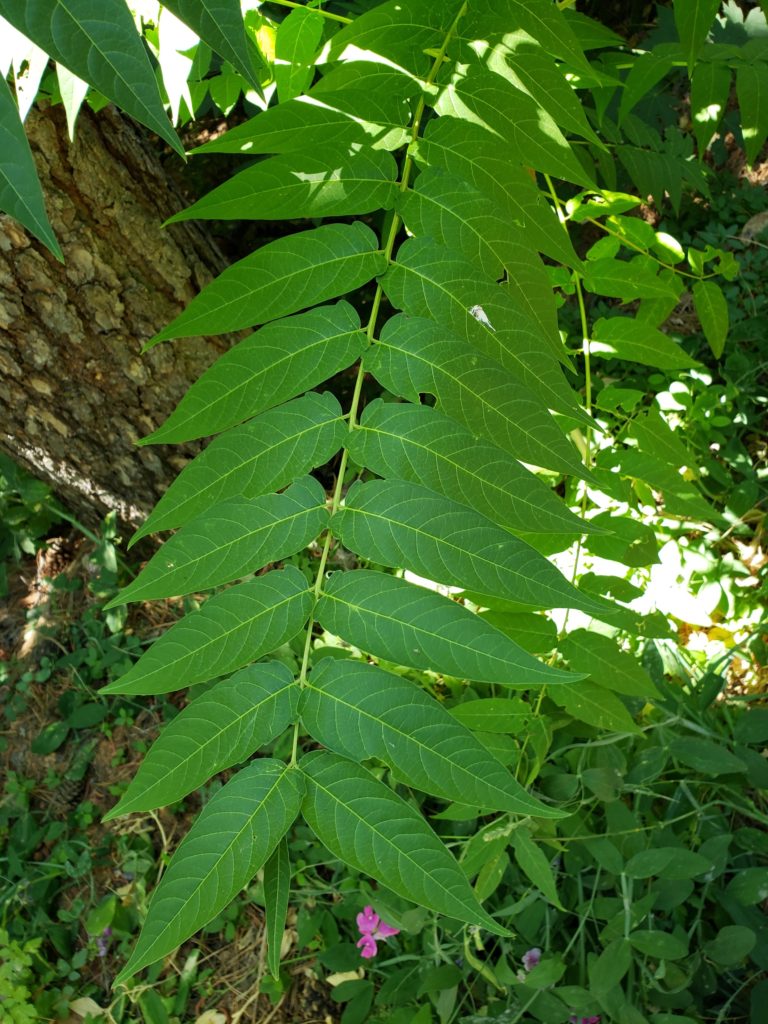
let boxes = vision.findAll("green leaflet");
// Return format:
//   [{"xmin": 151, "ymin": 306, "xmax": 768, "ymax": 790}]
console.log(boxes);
[
  {"xmin": 101, "ymin": 567, "xmax": 311, "ymax": 695},
  {"xmin": 550, "ymin": 680, "xmax": 642, "ymax": 735},
  {"xmin": 302, "ymin": 659, "xmax": 561, "ymax": 818},
  {"xmin": 192, "ymin": 64, "xmax": 417, "ymax": 155},
  {"xmin": 510, "ymin": 828, "xmax": 562, "ymax": 908},
  {"xmin": 299, "ymin": 749, "xmax": 508, "ymax": 934},
  {"xmin": 591, "ymin": 316, "xmax": 700, "ymax": 369},
  {"xmin": 149, "ymin": 223, "xmax": 385, "ymax": 344},
  {"xmin": 167, "ymin": 148, "xmax": 398, "ymax": 223},
  {"xmin": 274, "ymin": 6, "xmax": 324, "ymax": 102},
  {"xmin": 462, "ymin": 0, "xmax": 592, "ymax": 76},
  {"xmin": 115, "ymin": 759, "xmax": 304, "ymax": 983},
  {"xmin": 413, "ymin": 116, "xmax": 581, "ymax": 269},
  {"xmin": 107, "ymin": 477, "xmax": 327, "ymax": 606},
  {"xmin": 144, "ymin": 303, "xmax": 365, "ymax": 444},
  {"xmin": 324, "ymin": 0, "xmax": 464, "ymax": 76},
  {"xmin": 332, "ymin": 479, "xmax": 604, "ymax": 615},
  {"xmin": 264, "ymin": 838, "xmax": 291, "ymax": 979},
  {"xmin": 435, "ymin": 63, "xmax": 594, "ymax": 187},
  {"xmin": 583, "ymin": 258, "xmax": 682, "ymax": 302},
  {"xmin": 349, "ymin": 401, "xmax": 591, "ymax": 537},
  {"xmin": 693, "ymin": 280, "xmax": 729, "ymax": 357},
  {"xmin": 691, "ymin": 58, "xmax": 731, "ymax": 153},
  {"xmin": 133, "ymin": 393, "xmax": 345, "ymax": 543},
  {"xmin": 673, "ymin": 0, "xmax": 720, "ymax": 73},
  {"xmin": 494, "ymin": 45, "xmax": 605, "ymax": 148},
  {"xmin": 381, "ymin": 237, "xmax": 578, "ymax": 411},
  {"xmin": 366, "ymin": 315, "xmax": 588, "ymax": 479},
  {"xmin": 0, "ymin": 76, "xmax": 61, "ymax": 259},
  {"xmin": 618, "ymin": 52, "xmax": 676, "ymax": 125},
  {"xmin": 0, "ymin": 0, "xmax": 182, "ymax": 156},
  {"xmin": 316, "ymin": 570, "xmax": 579, "ymax": 687},
  {"xmin": 449, "ymin": 698, "xmax": 530, "ymax": 734},
  {"xmin": 104, "ymin": 663, "xmax": 298, "ymax": 819},
  {"xmin": 396, "ymin": 167, "xmax": 560, "ymax": 352},
  {"xmin": 160, "ymin": 0, "xmax": 261, "ymax": 89},
  {"xmin": 559, "ymin": 630, "xmax": 660, "ymax": 698}
]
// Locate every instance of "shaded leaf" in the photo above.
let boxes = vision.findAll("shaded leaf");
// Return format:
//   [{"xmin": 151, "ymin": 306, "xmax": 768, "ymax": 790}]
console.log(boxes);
[
  {"xmin": 149, "ymin": 223, "xmax": 385, "ymax": 344},
  {"xmin": 102, "ymin": 567, "xmax": 311, "ymax": 695},
  {"xmin": 396, "ymin": 167, "xmax": 560, "ymax": 350},
  {"xmin": 302, "ymin": 659, "xmax": 559, "ymax": 817},
  {"xmin": 116, "ymin": 760, "xmax": 304, "ymax": 981},
  {"xmin": 0, "ymin": 76, "xmax": 61, "ymax": 258},
  {"xmin": 365, "ymin": 315, "xmax": 588, "ymax": 479},
  {"xmin": 674, "ymin": 0, "xmax": 720, "ymax": 72},
  {"xmin": 510, "ymin": 827, "xmax": 562, "ymax": 907},
  {"xmin": 105, "ymin": 663, "xmax": 298, "ymax": 818},
  {"xmin": 0, "ymin": 0, "xmax": 182, "ymax": 155},
  {"xmin": 300, "ymin": 749, "xmax": 508, "ymax": 934},
  {"xmin": 560, "ymin": 630, "xmax": 660, "ymax": 698},
  {"xmin": 134, "ymin": 393, "xmax": 345, "ymax": 542},
  {"xmin": 381, "ymin": 237, "xmax": 578, "ymax": 410},
  {"xmin": 549, "ymin": 680, "xmax": 641, "ymax": 734},
  {"xmin": 350, "ymin": 401, "xmax": 591, "ymax": 537},
  {"xmin": 693, "ymin": 279, "xmax": 729, "ymax": 357},
  {"xmin": 145, "ymin": 303, "xmax": 364, "ymax": 444},
  {"xmin": 108, "ymin": 477, "xmax": 327, "ymax": 605},
  {"xmin": 264, "ymin": 839, "xmax": 292, "ymax": 979},
  {"xmin": 332, "ymin": 479, "xmax": 604, "ymax": 615},
  {"xmin": 317, "ymin": 570, "xmax": 578, "ymax": 686},
  {"xmin": 413, "ymin": 116, "xmax": 581, "ymax": 268},
  {"xmin": 168, "ymin": 148, "xmax": 398, "ymax": 223}
]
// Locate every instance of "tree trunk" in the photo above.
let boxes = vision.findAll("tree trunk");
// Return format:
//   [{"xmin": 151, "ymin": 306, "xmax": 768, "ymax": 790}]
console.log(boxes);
[{"xmin": 0, "ymin": 101, "xmax": 242, "ymax": 533}]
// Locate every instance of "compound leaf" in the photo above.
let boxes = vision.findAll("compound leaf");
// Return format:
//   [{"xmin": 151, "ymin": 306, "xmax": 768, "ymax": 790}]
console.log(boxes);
[
  {"xmin": 161, "ymin": 0, "xmax": 261, "ymax": 88},
  {"xmin": 366, "ymin": 315, "xmax": 588, "ymax": 479},
  {"xmin": 302, "ymin": 659, "xmax": 561, "ymax": 817},
  {"xmin": 168, "ymin": 148, "xmax": 398, "ymax": 223},
  {"xmin": 349, "ymin": 401, "xmax": 591, "ymax": 537}
]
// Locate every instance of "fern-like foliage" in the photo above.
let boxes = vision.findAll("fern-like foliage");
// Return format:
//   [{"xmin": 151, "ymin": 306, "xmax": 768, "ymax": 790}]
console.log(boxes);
[{"xmin": 3, "ymin": 0, "xmax": 744, "ymax": 987}]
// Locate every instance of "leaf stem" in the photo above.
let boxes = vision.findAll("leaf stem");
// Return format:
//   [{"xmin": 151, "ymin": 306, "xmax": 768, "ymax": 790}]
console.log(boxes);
[
  {"xmin": 261, "ymin": 0, "xmax": 352, "ymax": 24},
  {"xmin": 291, "ymin": 3, "xmax": 467, "ymax": 719}
]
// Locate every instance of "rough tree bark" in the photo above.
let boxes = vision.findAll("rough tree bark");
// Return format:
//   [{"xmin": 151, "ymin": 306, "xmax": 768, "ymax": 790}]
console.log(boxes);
[{"xmin": 0, "ymin": 101, "xmax": 242, "ymax": 532}]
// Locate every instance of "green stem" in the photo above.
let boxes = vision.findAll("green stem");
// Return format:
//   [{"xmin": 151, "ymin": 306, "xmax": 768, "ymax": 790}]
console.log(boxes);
[
  {"xmin": 262, "ymin": 0, "xmax": 352, "ymax": 24},
  {"xmin": 289, "ymin": 3, "xmax": 467, "ymax": 762}
]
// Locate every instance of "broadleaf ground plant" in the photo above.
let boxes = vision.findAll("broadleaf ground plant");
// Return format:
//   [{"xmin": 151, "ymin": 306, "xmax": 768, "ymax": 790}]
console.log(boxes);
[{"xmin": 1, "ymin": 0, "xmax": 766, "ymax": 1018}]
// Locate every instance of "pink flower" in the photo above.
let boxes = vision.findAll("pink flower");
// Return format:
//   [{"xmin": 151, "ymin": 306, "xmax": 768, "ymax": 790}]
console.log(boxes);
[
  {"xmin": 522, "ymin": 947, "xmax": 542, "ymax": 972},
  {"xmin": 355, "ymin": 905, "xmax": 399, "ymax": 959},
  {"xmin": 569, "ymin": 1016, "xmax": 601, "ymax": 1024}
]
